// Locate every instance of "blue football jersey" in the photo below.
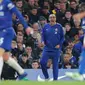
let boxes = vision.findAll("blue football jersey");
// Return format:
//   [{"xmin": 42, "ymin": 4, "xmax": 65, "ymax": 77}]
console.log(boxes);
[{"xmin": 0, "ymin": 0, "xmax": 28, "ymax": 30}]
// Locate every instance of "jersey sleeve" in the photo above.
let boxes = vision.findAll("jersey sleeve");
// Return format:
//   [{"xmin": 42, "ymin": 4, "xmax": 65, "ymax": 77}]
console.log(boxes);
[
  {"xmin": 41, "ymin": 26, "xmax": 46, "ymax": 44},
  {"xmin": 59, "ymin": 24, "xmax": 64, "ymax": 47},
  {"xmin": 7, "ymin": 0, "xmax": 29, "ymax": 29}
]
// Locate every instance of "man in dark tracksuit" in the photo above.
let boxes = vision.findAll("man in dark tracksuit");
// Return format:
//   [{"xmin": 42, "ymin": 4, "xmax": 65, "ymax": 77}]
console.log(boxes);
[{"xmin": 40, "ymin": 14, "xmax": 64, "ymax": 80}]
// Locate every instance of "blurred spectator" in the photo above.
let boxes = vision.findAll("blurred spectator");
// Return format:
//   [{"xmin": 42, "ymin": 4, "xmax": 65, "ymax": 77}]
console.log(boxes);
[
  {"xmin": 65, "ymin": 19, "xmax": 79, "ymax": 40},
  {"xmin": 16, "ymin": 42, "xmax": 25, "ymax": 59},
  {"xmin": 62, "ymin": 53, "xmax": 77, "ymax": 69},
  {"xmin": 41, "ymin": 6, "xmax": 50, "ymax": 22},
  {"xmin": 73, "ymin": 34, "xmax": 80, "ymax": 45},
  {"xmin": 53, "ymin": 1, "xmax": 60, "ymax": 14},
  {"xmin": 31, "ymin": 23, "xmax": 42, "ymax": 59},
  {"xmin": 78, "ymin": 29, "xmax": 84, "ymax": 37},
  {"xmin": 43, "ymin": 0, "xmax": 50, "ymax": 9},
  {"xmin": 65, "ymin": 23, "xmax": 72, "ymax": 40},
  {"xmin": 65, "ymin": 47, "xmax": 72, "ymax": 54},
  {"xmin": 32, "ymin": 60, "xmax": 40, "ymax": 69},
  {"xmin": 25, "ymin": 46, "xmax": 34, "ymax": 63},
  {"xmin": 30, "ymin": 7, "xmax": 40, "ymax": 24},
  {"xmin": 34, "ymin": 0, "xmax": 40, "ymax": 8},
  {"xmin": 26, "ymin": 0, "xmax": 35, "ymax": 14},
  {"xmin": 63, "ymin": 10, "xmax": 74, "ymax": 27},
  {"xmin": 16, "ymin": 0, "xmax": 24, "ymax": 13},
  {"xmin": 38, "ymin": 16, "xmax": 47, "ymax": 32},
  {"xmin": 56, "ymin": 2, "xmax": 67, "ymax": 25},
  {"xmin": 59, "ymin": 0, "xmax": 70, "ymax": 9},
  {"xmin": 17, "ymin": 31, "xmax": 24, "ymax": 37},
  {"xmin": 70, "ymin": 0, "xmax": 79, "ymax": 14},
  {"xmin": 19, "ymin": 52, "xmax": 32, "ymax": 69},
  {"xmin": 17, "ymin": 23, "xmax": 24, "ymax": 32},
  {"xmin": 32, "ymin": 23, "xmax": 41, "ymax": 43},
  {"xmin": 72, "ymin": 41, "xmax": 82, "ymax": 61},
  {"xmin": 16, "ymin": 35, "xmax": 23, "ymax": 43}
]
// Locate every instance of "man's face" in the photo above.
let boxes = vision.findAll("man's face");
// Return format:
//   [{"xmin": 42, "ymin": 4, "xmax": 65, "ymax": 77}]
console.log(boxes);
[
  {"xmin": 65, "ymin": 24, "xmax": 71, "ymax": 32},
  {"xmin": 25, "ymin": 47, "xmax": 32, "ymax": 53},
  {"xmin": 17, "ymin": 24, "xmax": 24, "ymax": 31},
  {"xmin": 28, "ymin": 0, "xmax": 35, "ymax": 6},
  {"xmin": 54, "ymin": 3, "xmax": 60, "ymax": 9},
  {"xmin": 60, "ymin": 3, "xmax": 66, "ymax": 11},
  {"xmin": 32, "ymin": 62, "xmax": 39, "ymax": 69},
  {"xmin": 65, "ymin": 12, "xmax": 72, "ymax": 19},
  {"xmin": 22, "ymin": 56, "xmax": 28, "ymax": 63},
  {"xmin": 31, "ymin": 9, "xmax": 37, "ymax": 15},
  {"xmin": 64, "ymin": 54, "xmax": 70, "ymax": 63},
  {"xmin": 17, "ymin": 35, "xmax": 23, "ymax": 43},
  {"xmin": 70, "ymin": 1, "xmax": 77, "ymax": 9},
  {"xmin": 44, "ymin": 1, "xmax": 49, "ymax": 6},
  {"xmin": 32, "ymin": 23, "xmax": 39, "ymax": 31},
  {"xmin": 16, "ymin": 1, "xmax": 23, "ymax": 8},
  {"xmin": 42, "ymin": 9, "xmax": 49, "ymax": 14},
  {"xmin": 49, "ymin": 14, "xmax": 56, "ymax": 23}
]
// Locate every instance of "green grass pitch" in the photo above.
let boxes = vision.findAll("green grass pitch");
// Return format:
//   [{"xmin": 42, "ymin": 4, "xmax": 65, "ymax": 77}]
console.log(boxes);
[{"xmin": 1, "ymin": 81, "xmax": 85, "ymax": 85}]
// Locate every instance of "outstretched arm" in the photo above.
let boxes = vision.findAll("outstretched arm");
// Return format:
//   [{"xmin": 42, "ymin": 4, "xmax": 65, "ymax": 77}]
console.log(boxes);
[
  {"xmin": 7, "ymin": 0, "xmax": 33, "ymax": 35},
  {"xmin": 73, "ymin": 12, "xmax": 85, "ymax": 21}
]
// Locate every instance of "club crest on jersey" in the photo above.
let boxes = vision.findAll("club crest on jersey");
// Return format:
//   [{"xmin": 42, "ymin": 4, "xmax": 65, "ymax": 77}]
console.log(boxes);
[{"xmin": 55, "ymin": 28, "xmax": 58, "ymax": 34}]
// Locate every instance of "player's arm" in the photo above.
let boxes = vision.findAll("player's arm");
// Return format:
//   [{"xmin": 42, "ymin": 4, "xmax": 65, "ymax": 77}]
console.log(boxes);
[
  {"xmin": 55, "ymin": 25, "xmax": 64, "ymax": 48},
  {"xmin": 41, "ymin": 27, "xmax": 46, "ymax": 47},
  {"xmin": 7, "ymin": 0, "xmax": 32, "ymax": 35},
  {"xmin": 73, "ymin": 12, "xmax": 85, "ymax": 22},
  {"xmin": 59, "ymin": 25, "xmax": 64, "ymax": 47},
  {"xmin": 73, "ymin": 3, "xmax": 85, "ymax": 21}
]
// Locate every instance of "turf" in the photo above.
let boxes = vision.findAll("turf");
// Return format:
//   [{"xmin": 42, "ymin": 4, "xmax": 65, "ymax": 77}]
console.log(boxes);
[{"xmin": 1, "ymin": 81, "xmax": 85, "ymax": 85}]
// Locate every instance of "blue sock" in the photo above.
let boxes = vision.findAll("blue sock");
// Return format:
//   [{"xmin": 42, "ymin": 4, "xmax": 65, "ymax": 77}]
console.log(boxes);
[{"xmin": 79, "ymin": 49, "xmax": 85, "ymax": 74}]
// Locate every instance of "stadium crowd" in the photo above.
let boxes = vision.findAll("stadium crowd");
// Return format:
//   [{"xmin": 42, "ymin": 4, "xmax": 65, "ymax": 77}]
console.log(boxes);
[{"xmin": 1, "ymin": 0, "xmax": 85, "ymax": 80}]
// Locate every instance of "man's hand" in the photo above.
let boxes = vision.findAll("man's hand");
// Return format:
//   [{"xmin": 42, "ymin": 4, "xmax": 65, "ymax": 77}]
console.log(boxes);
[
  {"xmin": 55, "ymin": 45, "xmax": 60, "ymax": 48},
  {"xmin": 25, "ymin": 27, "xmax": 33, "ymax": 35}
]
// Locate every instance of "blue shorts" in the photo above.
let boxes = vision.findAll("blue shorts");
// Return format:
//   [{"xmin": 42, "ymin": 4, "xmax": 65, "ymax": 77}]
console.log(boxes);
[{"xmin": 0, "ymin": 27, "xmax": 16, "ymax": 51}]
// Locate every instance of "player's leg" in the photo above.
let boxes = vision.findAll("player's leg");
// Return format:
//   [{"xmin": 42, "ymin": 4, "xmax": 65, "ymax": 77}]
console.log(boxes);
[
  {"xmin": 79, "ymin": 50, "xmax": 85, "ymax": 74},
  {"xmin": 0, "ymin": 31, "xmax": 6, "ymax": 78},
  {"xmin": 79, "ymin": 34, "xmax": 85, "ymax": 74},
  {"xmin": 52, "ymin": 51, "xmax": 60, "ymax": 80},
  {"xmin": 3, "ymin": 52, "xmax": 27, "ymax": 80},
  {"xmin": 2, "ymin": 28, "xmax": 27, "ymax": 80},
  {"xmin": 3, "ymin": 52, "xmax": 24, "ymax": 74},
  {"xmin": 65, "ymin": 49, "xmax": 85, "ymax": 80},
  {"xmin": 40, "ymin": 51, "xmax": 49, "ymax": 79}
]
